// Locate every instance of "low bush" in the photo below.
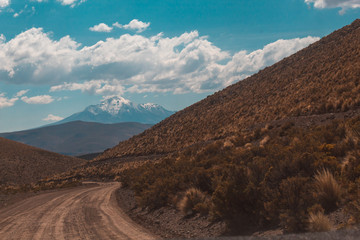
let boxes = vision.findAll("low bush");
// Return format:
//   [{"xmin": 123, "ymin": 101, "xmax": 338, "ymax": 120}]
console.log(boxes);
[
  {"xmin": 278, "ymin": 177, "xmax": 313, "ymax": 232},
  {"xmin": 177, "ymin": 188, "xmax": 208, "ymax": 216}
]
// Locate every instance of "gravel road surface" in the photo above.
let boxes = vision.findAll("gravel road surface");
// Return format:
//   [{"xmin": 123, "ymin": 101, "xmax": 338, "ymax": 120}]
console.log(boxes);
[{"xmin": 0, "ymin": 182, "xmax": 157, "ymax": 240}]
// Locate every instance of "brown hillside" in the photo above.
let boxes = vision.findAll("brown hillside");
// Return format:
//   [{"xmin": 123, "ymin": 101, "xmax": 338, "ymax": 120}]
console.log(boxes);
[
  {"xmin": 0, "ymin": 137, "xmax": 85, "ymax": 185},
  {"xmin": 97, "ymin": 19, "xmax": 360, "ymax": 160}
]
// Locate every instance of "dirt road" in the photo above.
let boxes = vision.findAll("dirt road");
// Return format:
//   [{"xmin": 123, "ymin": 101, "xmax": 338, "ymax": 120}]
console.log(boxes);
[{"xmin": 0, "ymin": 182, "xmax": 157, "ymax": 240}]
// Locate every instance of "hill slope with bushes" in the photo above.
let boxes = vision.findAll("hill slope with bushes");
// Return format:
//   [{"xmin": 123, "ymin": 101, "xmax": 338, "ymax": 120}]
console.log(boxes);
[{"xmin": 97, "ymin": 19, "xmax": 360, "ymax": 160}]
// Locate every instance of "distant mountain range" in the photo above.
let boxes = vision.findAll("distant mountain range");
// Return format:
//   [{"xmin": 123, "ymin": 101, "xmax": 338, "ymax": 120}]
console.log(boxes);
[
  {"xmin": 56, "ymin": 96, "xmax": 175, "ymax": 125},
  {"xmin": 0, "ymin": 121, "xmax": 152, "ymax": 156},
  {"xmin": 0, "ymin": 97, "xmax": 172, "ymax": 156}
]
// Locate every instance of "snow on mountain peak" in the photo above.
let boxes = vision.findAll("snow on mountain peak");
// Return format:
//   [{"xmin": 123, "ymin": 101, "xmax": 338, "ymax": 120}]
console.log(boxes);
[
  {"xmin": 96, "ymin": 96, "xmax": 164, "ymax": 115},
  {"xmin": 140, "ymin": 103, "xmax": 161, "ymax": 110},
  {"xmin": 99, "ymin": 96, "xmax": 132, "ymax": 115},
  {"xmin": 59, "ymin": 96, "xmax": 175, "ymax": 124}
]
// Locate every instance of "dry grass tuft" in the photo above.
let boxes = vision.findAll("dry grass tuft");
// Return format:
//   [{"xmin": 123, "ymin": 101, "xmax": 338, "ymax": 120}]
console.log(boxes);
[
  {"xmin": 314, "ymin": 169, "xmax": 342, "ymax": 211},
  {"xmin": 259, "ymin": 135, "xmax": 270, "ymax": 147},
  {"xmin": 223, "ymin": 140, "xmax": 234, "ymax": 148},
  {"xmin": 244, "ymin": 143, "xmax": 252, "ymax": 149},
  {"xmin": 178, "ymin": 188, "xmax": 207, "ymax": 216},
  {"xmin": 308, "ymin": 212, "xmax": 333, "ymax": 232}
]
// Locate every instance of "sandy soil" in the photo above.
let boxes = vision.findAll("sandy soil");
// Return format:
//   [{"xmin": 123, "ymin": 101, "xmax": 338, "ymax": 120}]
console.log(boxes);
[{"xmin": 0, "ymin": 182, "xmax": 157, "ymax": 240}]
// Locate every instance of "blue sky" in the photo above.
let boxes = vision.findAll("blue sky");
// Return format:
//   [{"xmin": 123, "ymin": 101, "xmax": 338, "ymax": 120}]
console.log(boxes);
[{"xmin": 0, "ymin": 0, "xmax": 359, "ymax": 132}]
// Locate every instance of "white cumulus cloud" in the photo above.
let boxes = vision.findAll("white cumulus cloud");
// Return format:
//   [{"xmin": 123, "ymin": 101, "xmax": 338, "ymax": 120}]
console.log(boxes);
[
  {"xmin": 21, "ymin": 95, "xmax": 54, "ymax": 104},
  {"xmin": 33, "ymin": 0, "xmax": 86, "ymax": 7},
  {"xmin": 15, "ymin": 89, "xmax": 29, "ymax": 97},
  {"xmin": 220, "ymin": 37, "xmax": 320, "ymax": 86},
  {"xmin": 0, "ymin": 0, "xmax": 10, "ymax": 8},
  {"xmin": 305, "ymin": 0, "xmax": 360, "ymax": 14},
  {"xmin": 0, "ymin": 27, "xmax": 80, "ymax": 84},
  {"xmin": 89, "ymin": 23, "xmax": 113, "ymax": 32},
  {"xmin": 43, "ymin": 114, "xmax": 64, "ymax": 121},
  {"xmin": 0, "ymin": 34, "xmax": 5, "ymax": 42},
  {"xmin": 12, "ymin": 4, "xmax": 36, "ymax": 18},
  {"xmin": 0, "ymin": 28, "xmax": 319, "ymax": 95},
  {"xmin": 0, "ymin": 93, "xmax": 17, "ymax": 108},
  {"xmin": 57, "ymin": 0, "xmax": 86, "ymax": 7},
  {"xmin": 113, "ymin": 19, "xmax": 150, "ymax": 33}
]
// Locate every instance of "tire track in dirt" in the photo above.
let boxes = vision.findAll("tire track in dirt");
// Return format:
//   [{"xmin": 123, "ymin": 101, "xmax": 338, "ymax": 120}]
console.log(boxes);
[{"xmin": 0, "ymin": 182, "xmax": 157, "ymax": 240}]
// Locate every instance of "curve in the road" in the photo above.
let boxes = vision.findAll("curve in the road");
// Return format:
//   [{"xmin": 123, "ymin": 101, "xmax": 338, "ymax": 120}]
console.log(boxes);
[{"xmin": 0, "ymin": 182, "xmax": 157, "ymax": 240}]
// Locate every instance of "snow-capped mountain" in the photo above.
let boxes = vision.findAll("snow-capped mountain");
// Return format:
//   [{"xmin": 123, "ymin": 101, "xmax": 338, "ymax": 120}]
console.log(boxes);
[{"xmin": 56, "ymin": 96, "xmax": 175, "ymax": 125}]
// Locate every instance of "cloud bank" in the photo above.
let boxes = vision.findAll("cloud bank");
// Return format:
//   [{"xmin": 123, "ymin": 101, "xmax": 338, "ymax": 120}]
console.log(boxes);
[
  {"xmin": 50, "ymin": 79, "xmax": 125, "ymax": 96},
  {"xmin": 305, "ymin": 0, "xmax": 360, "ymax": 14},
  {"xmin": 0, "ymin": 28, "xmax": 319, "ymax": 95}
]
